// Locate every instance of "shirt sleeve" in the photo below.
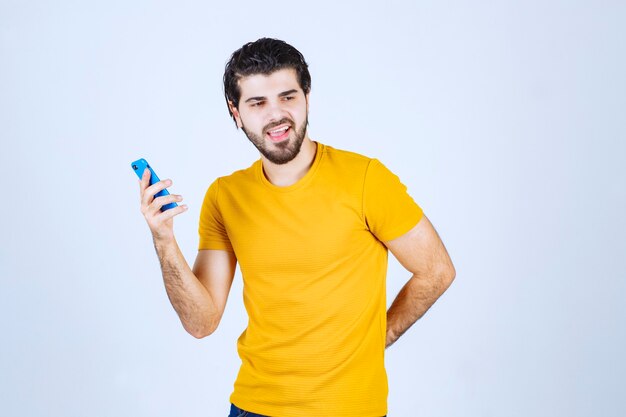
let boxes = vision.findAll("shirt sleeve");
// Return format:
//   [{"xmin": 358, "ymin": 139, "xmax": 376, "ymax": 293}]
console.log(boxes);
[
  {"xmin": 198, "ymin": 178, "xmax": 234, "ymax": 252},
  {"xmin": 363, "ymin": 158, "xmax": 424, "ymax": 242}
]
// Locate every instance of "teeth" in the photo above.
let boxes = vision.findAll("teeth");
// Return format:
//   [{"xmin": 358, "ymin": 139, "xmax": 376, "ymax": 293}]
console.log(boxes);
[{"xmin": 269, "ymin": 126, "xmax": 289, "ymax": 135}]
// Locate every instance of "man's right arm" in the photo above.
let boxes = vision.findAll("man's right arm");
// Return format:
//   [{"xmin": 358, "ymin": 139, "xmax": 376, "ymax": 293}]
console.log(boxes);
[
  {"xmin": 138, "ymin": 168, "xmax": 237, "ymax": 338},
  {"xmin": 154, "ymin": 238, "xmax": 237, "ymax": 338}
]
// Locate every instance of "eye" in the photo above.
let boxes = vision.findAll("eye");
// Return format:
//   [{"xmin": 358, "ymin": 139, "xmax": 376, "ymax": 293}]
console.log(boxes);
[
  {"xmin": 251, "ymin": 101, "xmax": 264, "ymax": 107},
  {"xmin": 283, "ymin": 96, "xmax": 295, "ymax": 101}
]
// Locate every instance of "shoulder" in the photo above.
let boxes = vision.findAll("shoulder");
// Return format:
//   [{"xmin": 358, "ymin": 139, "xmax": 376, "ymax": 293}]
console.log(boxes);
[
  {"xmin": 320, "ymin": 143, "xmax": 375, "ymax": 174},
  {"xmin": 201, "ymin": 160, "xmax": 258, "ymax": 206},
  {"xmin": 320, "ymin": 143, "xmax": 403, "ymax": 186},
  {"xmin": 213, "ymin": 159, "xmax": 259, "ymax": 189},
  {"xmin": 322, "ymin": 142, "xmax": 372, "ymax": 162}
]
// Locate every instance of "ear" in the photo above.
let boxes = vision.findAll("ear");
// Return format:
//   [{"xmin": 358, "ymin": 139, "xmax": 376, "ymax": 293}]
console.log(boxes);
[{"xmin": 228, "ymin": 100, "xmax": 243, "ymax": 129}]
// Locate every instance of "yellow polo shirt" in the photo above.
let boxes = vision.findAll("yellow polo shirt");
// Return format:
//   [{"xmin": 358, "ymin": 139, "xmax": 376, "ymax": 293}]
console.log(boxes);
[{"xmin": 198, "ymin": 141, "xmax": 423, "ymax": 417}]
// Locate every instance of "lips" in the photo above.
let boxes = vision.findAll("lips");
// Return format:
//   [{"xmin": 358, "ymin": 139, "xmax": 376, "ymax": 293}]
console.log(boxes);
[{"xmin": 266, "ymin": 124, "xmax": 291, "ymax": 142}]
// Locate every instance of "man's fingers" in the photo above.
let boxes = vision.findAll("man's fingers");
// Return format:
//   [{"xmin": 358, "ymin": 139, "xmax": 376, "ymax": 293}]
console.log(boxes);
[
  {"xmin": 138, "ymin": 168, "xmax": 151, "ymax": 200},
  {"xmin": 139, "ymin": 168, "xmax": 150, "ymax": 189},
  {"xmin": 141, "ymin": 179, "xmax": 173, "ymax": 208},
  {"xmin": 145, "ymin": 193, "xmax": 182, "ymax": 216},
  {"xmin": 155, "ymin": 204, "xmax": 188, "ymax": 221},
  {"xmin": 135, "ymin": 167, "xmax": 183, "ymax": 240}
]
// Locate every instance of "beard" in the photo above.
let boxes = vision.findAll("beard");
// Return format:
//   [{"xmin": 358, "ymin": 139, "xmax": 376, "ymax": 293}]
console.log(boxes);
[{"xmin": 241, "ymin": 115, "xmax": 309, "ymax": 165}]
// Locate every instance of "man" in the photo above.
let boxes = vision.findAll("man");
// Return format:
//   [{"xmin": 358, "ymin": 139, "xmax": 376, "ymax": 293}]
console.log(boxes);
[{"xmin": 138, "ymin": 38, "xmax": 455, "ymax": 417}]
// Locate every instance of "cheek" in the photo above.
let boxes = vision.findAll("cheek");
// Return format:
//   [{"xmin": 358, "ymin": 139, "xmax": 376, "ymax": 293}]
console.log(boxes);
[{"xmin": 237, "ymin": 111, "xmax": 255, "ymax": 127}]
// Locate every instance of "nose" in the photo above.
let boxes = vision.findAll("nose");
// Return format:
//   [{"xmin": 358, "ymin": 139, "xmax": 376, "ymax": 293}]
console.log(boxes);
[{"xmin": 265, "ymin": 99, "xmax": 288, "ymax": 123}]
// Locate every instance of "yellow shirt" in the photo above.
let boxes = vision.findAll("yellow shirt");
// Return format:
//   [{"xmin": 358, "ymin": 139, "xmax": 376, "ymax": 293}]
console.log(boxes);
[{"xmin": 198, "ymin": 141, "xmax": 423, "ymax": 417}]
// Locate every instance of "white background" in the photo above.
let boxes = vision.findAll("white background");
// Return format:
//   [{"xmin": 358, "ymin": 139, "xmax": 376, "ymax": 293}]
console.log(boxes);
[{"xmin": 1, "ymin": 1, "xmax": 625, "ymax": 416}]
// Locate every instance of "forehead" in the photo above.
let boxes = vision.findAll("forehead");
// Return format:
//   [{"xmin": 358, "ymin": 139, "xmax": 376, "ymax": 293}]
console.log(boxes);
[{"xmin": 237, "ymin": 68, "xmax": 301, "ymax": 99}]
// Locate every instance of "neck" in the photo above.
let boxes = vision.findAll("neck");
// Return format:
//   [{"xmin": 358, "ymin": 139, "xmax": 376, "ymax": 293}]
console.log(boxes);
[{"xmin": 261, "ymin": 137, "xmax": 317, "ymax": 187}]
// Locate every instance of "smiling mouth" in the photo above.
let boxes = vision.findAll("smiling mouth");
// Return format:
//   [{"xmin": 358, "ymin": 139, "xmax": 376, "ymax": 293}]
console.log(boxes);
[{"xmin": 266, "ymin": 124, "xmax": 291, "ymax": 142}]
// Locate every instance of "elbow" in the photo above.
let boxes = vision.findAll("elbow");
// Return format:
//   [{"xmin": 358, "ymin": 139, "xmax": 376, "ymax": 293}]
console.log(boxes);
[
  {"xmin": 190, "ymin": 328, "xmax": 212, "ymax": 339},
  {"xmin": 434, "ymin": 262, "xmax": 456, "ymax": 292},
  {"xmin": 443, "ymin": 263, "xmax": 456, "ymax": 288},
  {"xmin": 188, "ymin": 326, "xmax": 214, "ymax": 339},
  {"xmin": 185, "ymin": 319, "xmax": 218, "ymax": 339}
]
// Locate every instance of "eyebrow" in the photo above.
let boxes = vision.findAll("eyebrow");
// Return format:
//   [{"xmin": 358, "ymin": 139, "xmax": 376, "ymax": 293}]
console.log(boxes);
[{"xmin": 244, "ymin": 89, "xmax": 299, "ymax": 103}]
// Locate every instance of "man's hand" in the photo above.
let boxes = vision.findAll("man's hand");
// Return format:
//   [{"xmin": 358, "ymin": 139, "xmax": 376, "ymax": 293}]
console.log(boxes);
[{"xmin": 138, "ymin": 168, "xmax": 188, "ymax": 242}]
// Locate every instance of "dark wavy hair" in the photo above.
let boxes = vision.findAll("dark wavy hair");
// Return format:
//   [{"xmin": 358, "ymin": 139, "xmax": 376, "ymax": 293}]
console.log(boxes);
[{"xmin": 223, "ymin": 38, "xmax": 311, "ymax": 127}]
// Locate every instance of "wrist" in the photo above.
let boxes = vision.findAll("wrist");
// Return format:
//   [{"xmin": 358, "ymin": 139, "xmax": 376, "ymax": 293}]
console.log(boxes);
[{"xmin": 152, "ymin": 234, "xmax": 177, "ymax": 250}]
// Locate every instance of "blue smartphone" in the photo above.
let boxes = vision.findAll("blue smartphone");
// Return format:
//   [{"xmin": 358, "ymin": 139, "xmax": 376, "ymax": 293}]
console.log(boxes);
[{"xmin": 130, "ymin": 158, "xmax": 178, "ymax": 211}]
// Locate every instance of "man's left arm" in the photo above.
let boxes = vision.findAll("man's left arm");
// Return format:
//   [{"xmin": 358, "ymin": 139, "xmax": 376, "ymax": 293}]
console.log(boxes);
[{"xmin": 384, "ymin": 214, "xmax": 456, "ymax": 349}]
